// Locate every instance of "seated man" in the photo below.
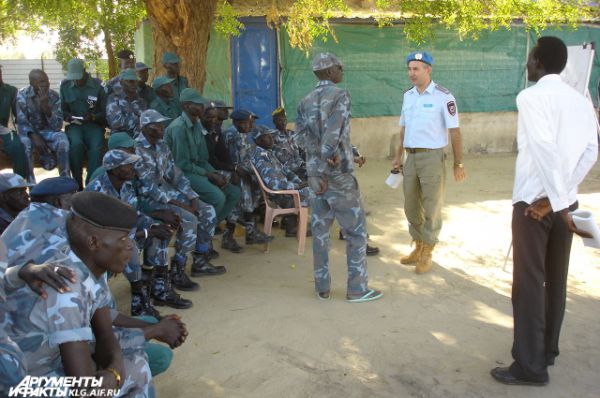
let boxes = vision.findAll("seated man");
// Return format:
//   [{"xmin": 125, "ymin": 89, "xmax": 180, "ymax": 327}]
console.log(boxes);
[
  {"xmin": 60, "ymin": 58, "xmax": 107, "ymax": 190},
  {"xmin": 0, "ymin": 65, "xmax": 28, "ymax": 178},
  {"xmin": 136, "ymin": 62, "xmax": 156, "ymax": 107},
  {"xmin": 106, "ymin": 69, "xmax": 147, "ymax": 136},
  {"xmin": 165, "ymin": 89, "xmax": 241, "ymax": 244},
  {"xmin": 252, "ymin": 129, "xmax": 313, "ymax": 237},
  {"xmin": 221, "ymin": 109, "xmax": 274, "ymax": 252},
  {"xmin": 0, "ymin": 173, "xmax": 32, "ymax": 233},
  {"xmin": 16, "ymin": 69, "xmax": 70, "ymax": 183},
  {"xmin": 202, "ymin": 104, "xmax": 237, "ymax": 181},
  {"xmin": 135, "ymin": 110, "xmax": 224, "ymax": 289},
  {"xmin": 150, "ymin": 77, "xmax": 181, "ymax": 120},
  {"xmin": 88, "ymin": 131, "xmax": 136, "ymax": 182},
  {"xmin": 4, "ymin": 191, "xmax": 154, "ymax": 397},
  {"xmin": 271, "ymin": 107, "xmax": 306, "ymax": 180},
  {"xmin": 87, "ymin": 150, "xmax": 192, "ymax": 310}
]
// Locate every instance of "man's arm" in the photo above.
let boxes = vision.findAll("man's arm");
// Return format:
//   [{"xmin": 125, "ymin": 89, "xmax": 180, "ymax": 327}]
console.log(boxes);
[
  {"xmin": 318, "ymin": 92, "xmax": 349, "ymax": 175},
  {"xmin": 48, "ymin": 92, "xmax": 64, "ymax": 131},
  {"xmin": 15, "ymin": 92, "xmax": 34, "ymax": 137},
  {"xmin": 449, "ymin": 127, "xmax": 466, "ymax": 182},
  {"xmin": 392, "ymin": 126, "xmax": 405, "ymax": 171},
  {"xmin": 90, "ymin": 307, "xmax": 125, "ymax": 385},
  {"xmin": 568, "ymin": 106, "xmax": 599, "ymax": 189},
  {"xmin": 165, "ymin": 128, "xmax": 208, "ymax": 176}
]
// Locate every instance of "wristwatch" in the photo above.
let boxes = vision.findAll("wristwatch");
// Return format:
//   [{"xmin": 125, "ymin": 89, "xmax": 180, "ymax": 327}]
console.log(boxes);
[
  {"xmin": 454, "ymin": 162, "xmax": 464, "ymax": 168},
  {"xmin": 105, "ymin": 367, "xmax": 121, "ymax": 387}
]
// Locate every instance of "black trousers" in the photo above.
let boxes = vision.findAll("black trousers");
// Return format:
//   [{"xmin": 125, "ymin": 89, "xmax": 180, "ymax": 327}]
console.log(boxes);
[{"xmin": 509, "ymin": 201, "xmax": 575, "ymax": 382}]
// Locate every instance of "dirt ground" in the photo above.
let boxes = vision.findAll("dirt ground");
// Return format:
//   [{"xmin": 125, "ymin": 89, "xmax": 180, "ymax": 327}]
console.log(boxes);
[{"xmin": 106, "ymin": 153, "xmax": 600, "ymax": 398}]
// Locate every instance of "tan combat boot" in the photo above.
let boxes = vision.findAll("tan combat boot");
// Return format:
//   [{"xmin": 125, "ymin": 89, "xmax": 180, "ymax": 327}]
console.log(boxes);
[
  {"xmin": 415, "ymin": 243, "xmax": 435, "ymax": 274},
  {"xmin": 400, "ymin": 240, "xmax": 423, "ymax": 265}
]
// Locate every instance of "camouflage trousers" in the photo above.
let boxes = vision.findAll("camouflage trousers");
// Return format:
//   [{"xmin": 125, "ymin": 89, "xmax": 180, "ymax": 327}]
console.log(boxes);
[
  {"xmin": 147, "ymin": 194, "xmax": 217, "ymax": 258},
  {"xmin": 310, "ymin": 173, "xmax": 368, "ymax": 295},
  {"xmin": 227, "ymin": 176, "xmax": 261, "ymax": 223},
  {"xmin": 0, "ymin": 336, "xmax": 27, "ymax": 395},
  {"xmin": 124, "ymin": 241, "xmax": 142, "ymax": 283},
  {"xmin": 272, "ymin": 187, "xmax": 314, "ymax": 208},
  {"xmin": 19, "ymin": 130, "xmax": 70, "ymax": 183}
]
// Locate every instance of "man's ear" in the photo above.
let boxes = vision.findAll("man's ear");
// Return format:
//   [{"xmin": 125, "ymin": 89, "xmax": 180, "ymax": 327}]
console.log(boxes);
[{"xmin": 87, "ymin": 235, "xmax": 99, "ymax": 251}]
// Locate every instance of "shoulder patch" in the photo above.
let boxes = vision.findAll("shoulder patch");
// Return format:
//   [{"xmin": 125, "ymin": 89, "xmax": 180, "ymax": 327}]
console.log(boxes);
[
  {"xmin": 435, "ymin": 84, "xmax": 451, "ymax": 94},
  {"xmin": 446, "ymin": 101, "xmax": 457, "ymax": 116}
]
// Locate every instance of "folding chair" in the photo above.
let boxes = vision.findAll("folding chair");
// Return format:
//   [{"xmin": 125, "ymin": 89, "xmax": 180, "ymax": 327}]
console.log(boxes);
[{"xmin": 250, "ymin": 163, "xmax": 308, "ymax": 255}]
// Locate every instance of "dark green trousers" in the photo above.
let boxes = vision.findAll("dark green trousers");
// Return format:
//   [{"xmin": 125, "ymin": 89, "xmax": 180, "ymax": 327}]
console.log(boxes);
[
  {"xmin": 66, "ymin": 123, "xmax": 105, "ymax": 188},
  {"xmin": 1, "ymin": 132, "xmax": 28, "ymax": 178}
]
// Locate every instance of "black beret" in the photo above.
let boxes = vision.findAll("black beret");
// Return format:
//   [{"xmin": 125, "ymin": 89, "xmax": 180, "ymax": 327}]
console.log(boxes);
[
  {"xmin": 30, "ymin": 177, "xmax": 78, "ymax": 197},
  {"xmin": 71, "ymin": 191, "xmax": 137, "ymax": 232},
  {"xmin": 117, "ymin": 49, "xmax": 134, "ymax": 60}
]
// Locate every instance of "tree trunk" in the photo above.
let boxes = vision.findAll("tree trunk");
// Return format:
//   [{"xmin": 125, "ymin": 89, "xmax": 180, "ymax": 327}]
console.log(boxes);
[
  {"xmin": 103, "ymin": 28, "xmax": 117, "ymax": 78},
  {"xmin": 145, "ymin": 0, "xmax": 218, "ymax": 91}
]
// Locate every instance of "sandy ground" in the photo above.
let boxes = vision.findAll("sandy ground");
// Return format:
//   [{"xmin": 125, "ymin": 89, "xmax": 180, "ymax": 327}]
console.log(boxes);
[{"xmin": 105, "ymin": 153, "xmax": 600, "ymax": 398}]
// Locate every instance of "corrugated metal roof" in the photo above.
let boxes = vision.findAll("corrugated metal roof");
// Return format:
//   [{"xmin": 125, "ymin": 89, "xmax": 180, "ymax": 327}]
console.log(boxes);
[{"xmin": 0, "ymin": 59, "xmax": 66, "ymax": 90}]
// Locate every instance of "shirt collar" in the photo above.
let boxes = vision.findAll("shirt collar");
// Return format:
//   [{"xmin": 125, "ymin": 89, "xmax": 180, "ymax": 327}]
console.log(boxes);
[
  {"xmin": 537, "ymin": 74, "xmax": 562, "ymax": 84},
  {"xmin": 182, "ymin": 111, "xmax": 195, "ymax": 128},
  {"xmin": 409, "ymin": 80, "xmax": 435, "ymax": 95},
  {"xmin": 316, "ymin": 80, "xmax": 335, "ymax": 88}
]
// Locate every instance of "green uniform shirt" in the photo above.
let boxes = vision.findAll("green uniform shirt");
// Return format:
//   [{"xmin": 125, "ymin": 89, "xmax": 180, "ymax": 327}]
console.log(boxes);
[
  {"xmin": 150, "ymin": 96, "xmax": 181, "ymax": 120},
  {"xmin": 0, "ymin": 83, "xmax": 17, "ymax": 127},
  {"xmin": 157, "ymin": 75, "xmax": 188, "ymax": 100},
  {"xmin": 59, "ymin": 73, "xmax": 106, "ymax": 124},
  {"xmin": 164, "ymin": 111, "xmax": 214, "ymax": 176}
]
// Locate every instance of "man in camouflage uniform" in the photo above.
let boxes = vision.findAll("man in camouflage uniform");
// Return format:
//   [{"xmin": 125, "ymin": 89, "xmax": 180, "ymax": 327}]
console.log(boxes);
[
  {"xmin": 16, "ymin": 69, "xmax": 70, "ymax": 183},
  {"xmin": 150, "ymin": 76, "xmax": 181, "ymax": 120},
  {"xmin": 135, "ymin": 110, "xmax": 224, "ymax": 290},
  {"xmin": 136, "ymin": 62, "xmax": 156, "ymax": 106},
  {"xmin": 105, "ymin": 49, "xmax": 136, "ymax": 96},
  {"xmin": 271, "ymin": 107, "xmax": 307, "ymax": 180},
  {"xmin": 60, "ymin": 58, "xmax": 107, "ymax": 190},
  {"xmin": 0, "ymin": 173, "xmax": 32, "ymax": 233},
  {"xmin": 0, "ymin": 64, "xmax": 28, "ymax": 178},
  {"xmin": 88, "ymin": 132, "xmax": 136, "ymax": 182},
  {"xmin": 87, "ymin": 150, "xmax": 192, "ymax": 310},
  {"xmin": 4, "ymin": 191, "xmax": 155, "ymax": 397},
  {"xmin": 106, "ymin": 69, "xmax": 147, "ymax": 136},
  {"xmin": 159, "ymin": 52, "xmax": 188, "ymax": 99},
  {"xmin": 296, "ymin": 53, "xmax": 383, "ymax": 302},
  {"xmin": 220, "ymin": 109, "xmax": 273, "ymax": 252}
]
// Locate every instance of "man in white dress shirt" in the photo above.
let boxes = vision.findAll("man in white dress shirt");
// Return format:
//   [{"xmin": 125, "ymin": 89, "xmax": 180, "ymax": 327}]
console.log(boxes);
[{"xmin": 491, "ymin": 36, "xmax": 598, "ymax": 386}]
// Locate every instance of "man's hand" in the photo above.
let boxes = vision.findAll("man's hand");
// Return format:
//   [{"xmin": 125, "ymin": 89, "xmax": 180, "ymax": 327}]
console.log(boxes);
[
  {"xmin": 354, "ymin": 156, "xmax": 366, "ymax": 168},
  {"xmin": 18, "ymin": 262, "xmax": 76, "ymax": 299},
  {"xmin": 30, "ymin": 132, "xmax": 50, "ymax": 155},
  {"xmin": 391, "ymin": 157, "xmax": 403, "ymax": 174},
  {"xmin": 168, "ymin": 199, "xmax": 194, "ymax": 214},
  {"xmin": 95, "ymin": 369, "xmax": 120, "ymax": 396},
  {"xmin": 150, "ymin": 315, "xmax": 188, "ymax": 348},
  {"xmin": 208, "ymin": 172, "xmax": 227, "ymax": 188},
  {"xmin": 524, "ymin": 198, "xmax": 553, "ymax": 221},
  {"xmin": 327, "ymin": 155, "xmax": 340, "ymax": 167},
  {"xmin": 560, "ymin": 209, "xmax": 593, "ymax": 238},
  {"xmin": 453, "ymin": 164, "xmax": 466, "ymax": 182},
  {"xmin": 308, "ymin": 176, "xmax": 328, "ymax": 195},
  {"xmin": 149, "ymin": 224, "xmax": 174, "ymax": 240},
  {"xmin": 150, "ymin": 209, "xmax": 181, "ymax": 230}
]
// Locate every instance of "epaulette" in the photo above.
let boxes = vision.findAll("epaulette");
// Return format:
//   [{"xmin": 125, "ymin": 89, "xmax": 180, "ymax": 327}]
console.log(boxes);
[
  {"xmin": 404, "ymin": 86, "xmax": 414, "ymax": 94},
  {"xmin": 435, "ymin": 84, "xmax": 450, "ymax": 94}
]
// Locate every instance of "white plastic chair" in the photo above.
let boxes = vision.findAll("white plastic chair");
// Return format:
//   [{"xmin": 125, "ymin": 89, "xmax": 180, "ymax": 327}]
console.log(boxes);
[{"xmin": 250, "ymin": 163, "xmax": 308, "ymax": 255}]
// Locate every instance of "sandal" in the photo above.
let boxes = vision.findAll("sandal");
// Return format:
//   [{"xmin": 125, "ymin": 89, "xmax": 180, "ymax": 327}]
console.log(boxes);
[{"xmin": 346, "ymin": 289, "xmax": 383, "ymax": 303}]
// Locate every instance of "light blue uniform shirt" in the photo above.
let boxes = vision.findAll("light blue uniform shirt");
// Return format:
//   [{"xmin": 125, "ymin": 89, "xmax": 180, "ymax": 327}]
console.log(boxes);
[{"xmin": 399, "ymin": 80, "xmax": 460, "ymax": 149}]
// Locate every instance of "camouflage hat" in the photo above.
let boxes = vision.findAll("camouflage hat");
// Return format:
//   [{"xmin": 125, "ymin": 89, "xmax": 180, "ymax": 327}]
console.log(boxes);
[
  {"xmin": 66, "ymin": 58, "xmax": 85, "ymax": 80},
  {"xmin": 103, "ymin": 149, "xmax": 141, "ymax": 170},
  {"xmin": 119, "ymin": 68, "xmax": 138, "ymax": 81},
  {"xmin": 312, "ymin": 52, "xmax": 343, "ymax": 71},
  {"xmin": 253, "ymin": 125, "xmax": 273, "ymax": 140},
  {"xmin": 30, "ymin": 177, "xmax": 78, "ymax": 196},
  {"xmin": 135, "ymin": 62, "xmax": 151, "ymax": 71},
  {"xmin": 151, "ymin": 76, "xmax": 174, "ymax": 89},
  {"xmin": 0, "ymin": 172, "xmax": 33, "ymax": 193},
  {"xmin": 162, "ymin": 52, "xmax": 181, "ymax": 64},
  {"xmin": 108, "ymin": 132, "xmax": 135, "ymax": 150},
  {"xmin": 180, "ymin": 88, "xmax": 208, "ymax": 105},
  {"xmin": 71, "ymin": 191, "xmax": 137, "ymax": 232},
  {"xmin": 140, "ymin": 109, "xmax": 171, "ymax": 129}
]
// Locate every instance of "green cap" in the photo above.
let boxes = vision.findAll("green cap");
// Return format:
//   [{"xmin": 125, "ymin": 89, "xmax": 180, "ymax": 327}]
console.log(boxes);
[
  {"xmin": 108, "ymin": 132, "xmax": 135, "ymax": 150},
  {"xmin": 162, "ymin": 52, "xmax": 181, "ymax": 64},
  {"xmin": 66, "ymin": 58, "xmax": 85, "ymax": 80},
  {"xmin": 180, "ymin": 88, "xmax": 207, "ymax": 105},
  {"xmin": 119, "ymin": 68, "xmax": 138, "ymax": 81},
  {"xmin": 151, "ymin": 76, "xmax": 175, "ymax": 89}
]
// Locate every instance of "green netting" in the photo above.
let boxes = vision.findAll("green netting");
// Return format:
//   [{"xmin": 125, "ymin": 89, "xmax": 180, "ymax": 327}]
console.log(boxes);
[{"xmin": 203, "ymin": 30, "xmax": 232, "ymax": 103}]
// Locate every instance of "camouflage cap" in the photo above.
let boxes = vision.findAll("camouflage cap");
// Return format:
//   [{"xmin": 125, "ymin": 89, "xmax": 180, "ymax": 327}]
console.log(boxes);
[
  {"xmin": 108, "ymin": 132, "xmax": 135, "ymax": 150},
  {"xmin": 405, "ymin": 51, "xmax": 433, "ymax": 66},
  {"xmin": 119, "ymin": 68, "xmax": 138, "ymax": 81},
  {"xmin": 71, "ymin": 191, "xmax": 137, "ymax": 232},
  {"xmin": 30, "ymin": 177, "xmax": 78, "ymax": 196},
  {"xmin": 135, "ymin": 62, "xmax": 151, "ymax": 71},
  {"xmin": 312, "ymin": 52, "xmax": 343, "ymax": 71},
  {"xmin": 151, "ymin": 76, "xmax": 175, "ymax": 89},
  {"xmin": 180, "ymin": 88, "xmax": 208, "ymax": 105},
  {"xmin": 162, "ymin": 52, "xmax": 181, "ymax": 64},
  {"xmin": 140, "ymin": 109, "xmax": 171, "ymax": 129},
  {"xmin": 253, "ymin": 125, "xmax": 273, "ymax": 140},
  {"xmin": 66, "ymin": 58, "xmax": 85, "ymax": 80},
  {"xmin": 0, "ymin": 172, "xmax": 33, "ymax": 193},
  {"xmin": 103, "ymin": 149, "xmax": 141, "ymax": 170}
]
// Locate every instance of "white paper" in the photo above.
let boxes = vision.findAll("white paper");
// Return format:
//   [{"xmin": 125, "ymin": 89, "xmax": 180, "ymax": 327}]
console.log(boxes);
[
  {"xmin": 570, "ymin": 209, "xmax": 600, "ymax": 249},
  {"xmin": 385, "ymin": 172, "xmax": 403, "ymax": 189}
]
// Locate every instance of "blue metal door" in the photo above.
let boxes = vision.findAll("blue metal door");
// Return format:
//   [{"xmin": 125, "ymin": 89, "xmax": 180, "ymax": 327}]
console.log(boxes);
[{"xmin": 231, "ymin": 18, "xmax": 279, "ymax": 128}]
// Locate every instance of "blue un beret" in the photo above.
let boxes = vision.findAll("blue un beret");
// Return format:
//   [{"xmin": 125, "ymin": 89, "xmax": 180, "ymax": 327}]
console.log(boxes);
[
  {"xmin": 230, "ymin": 109, "xmax": 255, "ymax": 121},
  {"xmin": 30, "ymin": 177, "xmax": 78, "ymax": 196},
  {"xmin": 406, "ymin": 51, "xmax": 434, "ymax": 66}
]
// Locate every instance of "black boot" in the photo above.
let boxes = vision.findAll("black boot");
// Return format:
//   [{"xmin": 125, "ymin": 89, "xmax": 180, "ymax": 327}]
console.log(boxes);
[
  {"xmin": 131, "ymin": 278, "xmax": 162, "ymax": 319},
  {"xmin": 207, "ymin": 240, "xmax": 220, "ymax": 260},
  {"xmin": 245, "ymin": 223, "xmax": 274, "ymax": 244},
  {"xmin": 170, "ymin": 256, "xmax": 199, "ymax": 291},
  {"xmin": 221, "ymin": 222, "xmax": 243, "ymax": 253},
  {"xmin": 191, "ymin": 252, "xmax": 226, "ymax": 277},
  {"xmin": 284, "ymin": 215, "xmax": 298, "ymax": 237},
  {"xmin": 151, "ymin": 266, "xmax": 193, "ymax": 309}
]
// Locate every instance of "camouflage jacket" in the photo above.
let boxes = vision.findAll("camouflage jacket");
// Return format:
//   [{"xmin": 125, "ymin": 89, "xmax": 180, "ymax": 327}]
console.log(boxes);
[
  {"xmin": 252, "ymin": 145, "xmax": 301, "ymax": 191},
  {"xmin": 105, "ymin": 91, "xmax": 147, "ymax": 136},
  {"xmin": 296, "ymin": 80, "xmax": 354, "ymax": 177},
  {"xmin": 272, "ymin": 128, "xmax": 305, "ymax": 175},
  {"xmin": 134, "ymin": 133, "xmax": 198, "ymax": 205},
  {"xmin": 222, "ymin": 125, "xmax": 255, "ymax": 172},
  {"xmin": 15, "ymin": 86, "xmax": 63, "ymax": 137}
]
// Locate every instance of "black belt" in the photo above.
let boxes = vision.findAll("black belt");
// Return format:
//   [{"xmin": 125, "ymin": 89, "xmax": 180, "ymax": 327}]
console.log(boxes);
[{"xmin": 405, "ymin": 148, "xmax": 432, "ymax": 153}]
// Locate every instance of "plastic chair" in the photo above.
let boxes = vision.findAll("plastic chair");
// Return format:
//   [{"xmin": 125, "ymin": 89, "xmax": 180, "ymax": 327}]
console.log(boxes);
[{"xmin": 250, "ymin": 163, "xmax": 308, "ymax": 255}]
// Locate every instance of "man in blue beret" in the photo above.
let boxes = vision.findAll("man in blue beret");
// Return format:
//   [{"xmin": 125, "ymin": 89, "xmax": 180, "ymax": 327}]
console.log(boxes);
[
  {"xmin": 392, "ymin": 50, "xmax": 466, "ymax": 274},
  {"xmin": 159, "ymin": 52, "xmax": 189, "ymax": 100}
]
